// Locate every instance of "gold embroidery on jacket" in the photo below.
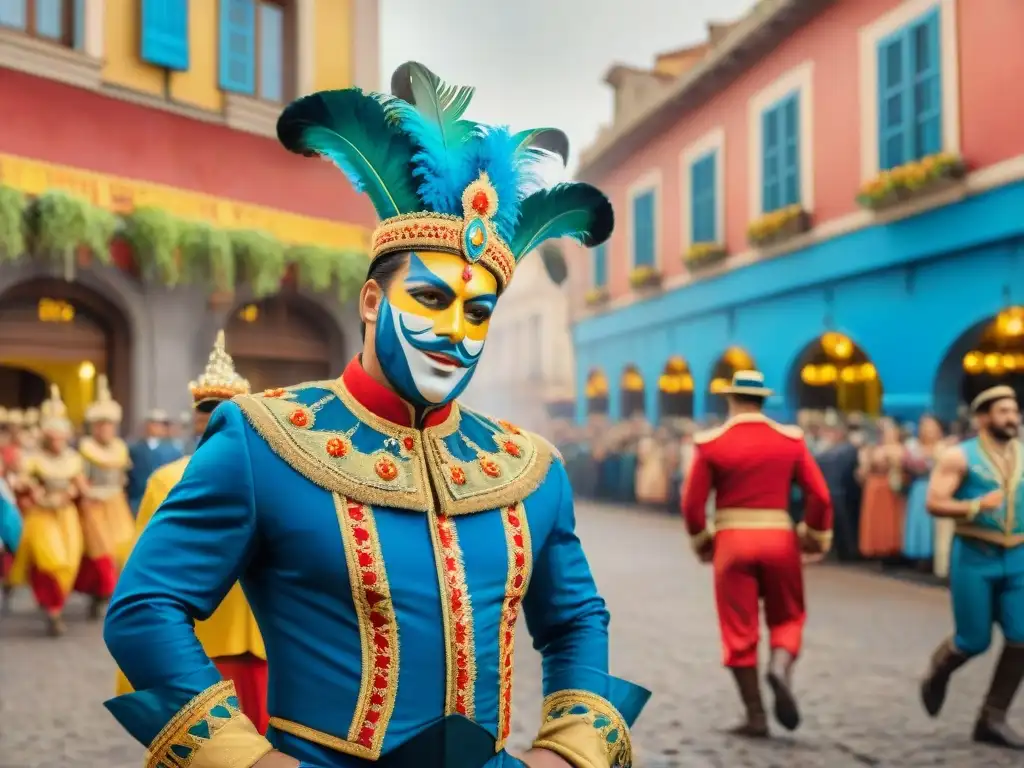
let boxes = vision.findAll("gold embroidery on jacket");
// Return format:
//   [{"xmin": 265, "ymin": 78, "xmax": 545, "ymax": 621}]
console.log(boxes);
[
  {"xmin": 496, "ymin": 501, "xmax": 532, "ymax": 750},
  {"xmin": 335, "ymin": 495, "xmax": 398, "ymax": 759}
]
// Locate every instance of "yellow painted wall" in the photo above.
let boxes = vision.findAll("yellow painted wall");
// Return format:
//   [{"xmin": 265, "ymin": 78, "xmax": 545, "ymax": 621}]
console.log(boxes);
[
  {"xmin": 101, "ymin": 0, "xmax": 165, "ymax": 95},
  {"xmin": 170, "ymin": 0, "xmax": 224, "ymax": 111},
  {"xmin": 1, "ymin": 359, "xmax": 97, "ymax": 427},
  {"xmin": 313, "ymin": 0, "xmax": 354, "ymax": 91}
]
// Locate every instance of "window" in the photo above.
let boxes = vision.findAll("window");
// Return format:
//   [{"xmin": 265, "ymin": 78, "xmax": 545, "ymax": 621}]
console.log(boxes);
[
  {"xmin": 592, "ymin": 243, "xmax": 607, "ymax": 288},
  {"xmin": 690, "ymin": 150, "xmax": 717, "ymax": 243},
  {"xmin": 761, "ymin": 92, "xmax": 800, "ymax": 213},
  {"xmin": 877, "ymin": 8, "xmax": 941, "ymax": 169},
  {"xmin": 0, "ymin": 0, "xmax": 82, "ymax": 47},
  {"xmin": 141, "ymin": 0, "xmax": 189, "ymax": 71},
  {"xmin": 631, "ymin": 190, "xmax": 656, "ymax": 268},
  {"xmin": 219, "ymin": 0, "xmax": 287, "ymax": 102}
]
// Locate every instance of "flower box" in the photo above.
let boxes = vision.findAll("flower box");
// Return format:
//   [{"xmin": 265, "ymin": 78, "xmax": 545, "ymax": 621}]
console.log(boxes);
[
  {"xmin": 109, "ymin": 237, "xmax": 140, "ymax": 277},
  {"xmin": 584, "ymin": 286, "xmax": 610, "ymax": 307},
  {"xmin": 684, "ymin": 242, "xmax": 728, "ymax": 270},
  {"xmin": 747, "ymin": 206, "xmax": 810, "ymax": 247},
  {"xmin": 629, "ymin": 265, "xmax": 662, "ymax": 290},
  {"xmin": 856, "ymin": 153, "xmax": 967, "ymax": 211}
]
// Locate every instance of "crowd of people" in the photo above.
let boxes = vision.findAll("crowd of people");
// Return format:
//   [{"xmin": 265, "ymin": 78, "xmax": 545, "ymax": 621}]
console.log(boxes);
[
  {"xmin": 0, "ymin": 373, "xmax": 198, "ymax": 635},
  {"xmin": 553, "ymin": 403, "xmax": 990, "ymax": 580}
]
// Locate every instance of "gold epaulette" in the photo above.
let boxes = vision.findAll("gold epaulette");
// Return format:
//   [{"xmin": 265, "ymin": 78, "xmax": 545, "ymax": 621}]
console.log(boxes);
[{"xmin": 694, "ymin": 413, "xmax": 803, "ymax": 444}]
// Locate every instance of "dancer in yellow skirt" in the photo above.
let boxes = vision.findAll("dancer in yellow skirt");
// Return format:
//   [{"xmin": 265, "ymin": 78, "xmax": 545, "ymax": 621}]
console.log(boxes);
[
  {"xmin": 8, "ymin": 385, "xmax": 85, "ymax": 636},
  {"xmin": 77, "ymin": 375, "xmax": 134, "ymax": 618}
]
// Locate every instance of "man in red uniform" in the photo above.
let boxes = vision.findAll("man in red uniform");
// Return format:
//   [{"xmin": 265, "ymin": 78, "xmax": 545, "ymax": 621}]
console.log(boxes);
[{"xmin": 682, "ymin": 370, "xmax": 833, "ymax": 737}]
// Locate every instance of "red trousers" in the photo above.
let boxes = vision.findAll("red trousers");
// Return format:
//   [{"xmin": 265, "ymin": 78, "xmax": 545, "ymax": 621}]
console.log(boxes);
[
  {"xmin": 1, "ymin": 551, "xmax": 12, "ymax": 580},
  {"xmin": 74, "ymin": 555, "xmax": 117, "ymax": 599},
  {"xmin": 713, "ymin": 529, "xmax": 805, "ymax": 668},
  {"xmin": 215, "ymin": 653, "xmax": 269, "ymax": 735},
  {"xmin": 29, "ymin": 569, "xmax": 66, "ymax": 613}
]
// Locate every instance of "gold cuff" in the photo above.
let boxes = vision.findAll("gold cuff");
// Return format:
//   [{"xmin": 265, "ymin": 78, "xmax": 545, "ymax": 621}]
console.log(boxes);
[
  {"xmin": 533, "ymin": 689, "xmax": 633, "ymax": 768},
  {"xmin": 966, "ymin": 499, "xmax": 981, "ymax": 522},
  {"xmin": 796, "ymin": 522, "xmax": 833, "ymax": 553},
  {"xmin": 689, "ymin": 528, "xmax": 713, "ymax": 554},
  {"xmin": 145, "ymin": 681, "xmax": 272, "ymax": 768}
]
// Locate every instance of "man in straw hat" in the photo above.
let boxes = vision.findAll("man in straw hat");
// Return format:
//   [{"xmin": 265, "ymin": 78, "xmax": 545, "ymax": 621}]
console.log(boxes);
[
  {"xmin": 104, "ymin": 62, "xmax": 647, "ymax": 768},
  {"xmin": 114, "ymin": 330, "xmax": 269, "ymax": 734},
  {"xmin": 682, "ymin": 370, "xmax": 833, "ymax": 738},
  {"xmin": 920, "ymin": 384, "xmax": 1024, "ymax": 749}
]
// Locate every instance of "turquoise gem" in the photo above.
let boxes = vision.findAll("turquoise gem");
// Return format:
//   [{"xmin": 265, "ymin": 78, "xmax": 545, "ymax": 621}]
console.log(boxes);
[
  {"xmin": 606, "ymin": 729, "xmax": 619, "ymax": 743},
  {"xmin": 550, "ymin": 708, "xmax": 566, "ymax": 719},
  {"xmin": 569, "ymin": 704, "xmax": 590, "ymax": 715},
  {"xmin": 171, "ymin": 744, "xmax": 193, "ymax": 759},
  {"xmin": 463, "ymin": 218, "xmax": 488, "ymax": 262},
  {"xmin": 188, "ymin": 719, "xmax": 212, "ymax": 739},
  {"xmin": 225, "ymin": 696, "xmax": 240, "ymax": 709},
  {"xmin": 209, "ymin": 705, "xmax": 231, "ymax": 718},
  {"xmin": 593, "ymin": 715, "xmax": 611, "ymax": 728}
]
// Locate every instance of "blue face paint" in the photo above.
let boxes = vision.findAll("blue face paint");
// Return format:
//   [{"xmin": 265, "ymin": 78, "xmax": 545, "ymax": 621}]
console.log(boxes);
[{"xmin": 374, "ymin": 295, "xmax": 425, "ymax": 406}]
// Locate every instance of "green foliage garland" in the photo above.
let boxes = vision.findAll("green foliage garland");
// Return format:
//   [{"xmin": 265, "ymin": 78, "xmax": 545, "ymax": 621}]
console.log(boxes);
[
  {"xmin": 123, "ymin": 207, "xmax": 182, "ymax": 286},
  {"xmin": 25, "ymin": 190, "xmax": 116, "ymax": 278},
  {"xmin": 180, "ymin": 221, "xmax": 234, "ymax": 290},
  {"xmin": 231, "ymin": 230, "xmax": 286, "ymax": 298},
  {"xmin": 0, "ymin": 185, "xmax": 27, "ymax": 262},
  {"xmin": 287, "ymin": 245, "xmax": 368, "ymax": 301}
]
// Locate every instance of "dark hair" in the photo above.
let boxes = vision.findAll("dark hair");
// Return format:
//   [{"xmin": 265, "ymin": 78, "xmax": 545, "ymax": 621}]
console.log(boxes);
[
  {"xmin": 360, "ymin": 251, "xmax": 409, "ymax": 339},
  {"xmin": 729, "ymin": 394, "xmax": 766, "ymax": 408}
]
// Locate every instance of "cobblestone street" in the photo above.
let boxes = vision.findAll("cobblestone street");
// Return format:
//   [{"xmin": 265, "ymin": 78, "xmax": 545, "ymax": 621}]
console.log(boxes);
[{"xmin": 2, "ymin": 502, "xmax": 1022, "ymax": 767}]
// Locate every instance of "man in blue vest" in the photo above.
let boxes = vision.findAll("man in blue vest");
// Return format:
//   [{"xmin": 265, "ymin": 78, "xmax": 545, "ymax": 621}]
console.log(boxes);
[
  {"xmin": 920, "ymin": 385, "xmax": 1023, "ymax": 749},
  {"xmin": 126, "ymin": 409, "xmax": 182, "ymax": 515}
]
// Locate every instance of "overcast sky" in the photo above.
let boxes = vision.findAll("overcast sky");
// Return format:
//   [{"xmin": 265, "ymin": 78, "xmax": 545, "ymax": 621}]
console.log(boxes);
[{"xmin": 379, "ymin": 0, "xmax": 757, "ymax": 175}]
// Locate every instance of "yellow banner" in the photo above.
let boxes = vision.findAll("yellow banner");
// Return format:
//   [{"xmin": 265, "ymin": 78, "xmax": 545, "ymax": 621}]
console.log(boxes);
[{"xmin": 0, "ymin": 153, "xmax": 370, "ymax": 252}]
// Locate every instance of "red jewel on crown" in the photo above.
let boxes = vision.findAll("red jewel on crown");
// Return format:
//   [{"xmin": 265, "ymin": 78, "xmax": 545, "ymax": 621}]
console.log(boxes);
[{"xmin": 471, "ymin": 190, "xmax": 489, "ymax": 214}]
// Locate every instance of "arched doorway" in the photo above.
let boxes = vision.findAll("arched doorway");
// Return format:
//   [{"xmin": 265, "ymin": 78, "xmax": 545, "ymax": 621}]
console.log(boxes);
[
  {"xmin": 707, "ymin": 346, "xmax": 756, "ymax": 417},
  {"xmin": 0, "ymin": 279, "xmax": 131, "ymax": 425},
  {"xmin": 935, "ymin": 307, "xmax": 1024, "ymax": 420},
  {"xmin": 226, "ymin": 296, "xmax": 337, "ymax": 392},
  {"xmin": 584, "ymin": 369, "xmax": 609, "ymax": 415},
  {"xmin": 619, "ymin": 365, "xmax": 646, "ymax": 419},
  {"xmin": 658, "ymin": 356, "xmax": 694, "ymax": 419},
  {"xmin": 791, "ymin": 332, "xmax": 882, "ymax": 416}
]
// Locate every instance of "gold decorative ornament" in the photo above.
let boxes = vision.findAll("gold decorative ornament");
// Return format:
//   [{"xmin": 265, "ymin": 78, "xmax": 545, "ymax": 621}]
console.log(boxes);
[
  {"xmin": 40, "ymin": 384, "xmax": 72, "ymax": 435},
  {"xmin": 85, "ymin": 374, "xmax": 123, "ymax": 423},
  {"xmin": 190, "ymin": 330, "xmax": 251, "ymax": 406}
]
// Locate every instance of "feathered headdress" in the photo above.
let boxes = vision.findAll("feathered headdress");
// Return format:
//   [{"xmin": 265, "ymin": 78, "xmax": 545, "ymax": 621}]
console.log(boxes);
[
  {"xmin": 189, "ymin": 330, "xmax": 251, "ymax": 407},
  {"xmin": 276, "ymin": 62, "xmax": 613, "ymax": 292},
  {"xmin": 85, "ymin": 374, "xmax": 123, "ymax": 423}
]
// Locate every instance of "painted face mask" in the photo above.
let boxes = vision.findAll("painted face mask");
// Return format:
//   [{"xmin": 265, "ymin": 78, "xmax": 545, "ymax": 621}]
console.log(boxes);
[{"xmin": 375, "ymin": 250, "xmax": 498, "ymax": 407}]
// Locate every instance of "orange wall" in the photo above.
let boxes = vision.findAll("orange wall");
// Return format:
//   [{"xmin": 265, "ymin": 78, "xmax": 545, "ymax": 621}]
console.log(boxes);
[
  {"xmin": 0, "ymin": 70, "xmax": 374, "ymax": 228},
  {"xmin": 582, "ymin": 0, "xmax": 1024, "ymax": 301}
]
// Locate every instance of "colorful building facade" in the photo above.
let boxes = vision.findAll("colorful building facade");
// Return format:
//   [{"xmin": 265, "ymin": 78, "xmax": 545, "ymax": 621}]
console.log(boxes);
[
  {"xmin": 568, "ymin": 0, "xmax": 1024, "ymax": 426},
  {"xmin": 0, "ymin": 0, "xmax": 378, "ymax": 426}
]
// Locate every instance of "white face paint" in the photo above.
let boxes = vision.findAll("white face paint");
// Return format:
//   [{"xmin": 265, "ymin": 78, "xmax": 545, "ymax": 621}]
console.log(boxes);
[{"xmin": 393, "ymin": 309, "xmax": 484, "ymax": 404}]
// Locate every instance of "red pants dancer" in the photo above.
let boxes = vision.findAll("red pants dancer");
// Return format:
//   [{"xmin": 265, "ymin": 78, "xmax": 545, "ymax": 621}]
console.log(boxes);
[
  {"xmin": 75, "ymin": 500, "xmax": 118, "ymax": 618},
  {"xmin": 681, "ymin": 383, "xmax": 832, "ymax": 738},
  {"xmin": 215, "ymin": 653, "xmax": 270, "ymax": 734}
]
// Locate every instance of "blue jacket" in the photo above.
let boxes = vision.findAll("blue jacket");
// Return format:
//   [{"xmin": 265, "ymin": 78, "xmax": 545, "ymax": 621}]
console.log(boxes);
[{"xmin": 126, "ymin": 438, "xmax": 183, "ymax": 510}]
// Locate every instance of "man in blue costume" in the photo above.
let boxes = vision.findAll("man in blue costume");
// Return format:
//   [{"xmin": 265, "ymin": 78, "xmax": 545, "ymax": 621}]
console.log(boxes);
[
  {"xmin": 920, "ymin": 385, "xmax": 1023, "ymax": 749},
  {"xmin": 103, "ymin": 62, "xmax": 649, "ymax": 768}
]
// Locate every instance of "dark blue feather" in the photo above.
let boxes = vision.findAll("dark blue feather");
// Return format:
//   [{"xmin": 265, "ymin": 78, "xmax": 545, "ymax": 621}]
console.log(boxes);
[
  {"xmin": 277, "ymin": 89, "xmax": 421, "ymax": 219},
  {"xmin": 509, "ymin": 183, "xmax": 614, "ymax": 260}
]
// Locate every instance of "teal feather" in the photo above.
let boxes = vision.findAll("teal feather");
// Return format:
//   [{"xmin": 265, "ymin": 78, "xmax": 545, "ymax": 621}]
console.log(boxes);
[
  {"xmin": 511, "ymin": 127, "xmax": 570, "ymax": 166},
  {"xmin": 276, "ymin": 89, "xmax": 421, "ymax": 219},
  {"xmin": 509, "ymin": 183, "xmax": 614, "ymax": 260}
]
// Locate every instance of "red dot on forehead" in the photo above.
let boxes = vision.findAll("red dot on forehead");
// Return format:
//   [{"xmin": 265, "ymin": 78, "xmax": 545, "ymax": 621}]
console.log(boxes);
[{"xmin": 461, "ymin": 265, "xmax": 473, "ymax": 282}]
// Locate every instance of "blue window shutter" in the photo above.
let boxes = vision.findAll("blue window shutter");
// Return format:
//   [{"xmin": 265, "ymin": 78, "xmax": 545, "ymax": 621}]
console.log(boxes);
[
  {"xmin": 73, "ymin": 0, "xmax": 85, "ymax": 49},
  {"xmin": 35, "ymin": 0, "xmax": 61, "ymax": 38},
  {"xmin": 781, "ymin": 94, "xmax": 800, "ymax": 206},
  {"xmin": 762, "ymin": 106, "xmax": 781, "ymax": 212},
  {"xmin": 877, "ymin": 29, "xmax": 909, "ymax": 169},
  {"xmin": 632, "ymin": 191, "xmax": 655, "ymax": 268},
  {"xmin": 0, "ymin": 0, "xmax": 26, "ymax": 30},
  {"xmin": 910, "ymin": 9, "xmax": 942, "ymax": 157},
  {"xmin": 593, "ymin": 244, "xmax": 607, "ymax": 288},
  {"xmin": 258, "ymin": 2, "xmax": 284, "ymax": 101},
  {"xmin": 141, "ymin": 0, "xmax": 190, "ymax": 71},
  {"xmin": 219, "ymin": 0, "xmax": 256, "ymax": 94},
  {"xmin": 690, "ymin": 152, "xmax": 716, "ymax": 243}
]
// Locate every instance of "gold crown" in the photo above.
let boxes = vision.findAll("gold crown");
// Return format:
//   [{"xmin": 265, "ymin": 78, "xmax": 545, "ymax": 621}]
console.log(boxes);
[
  {"xmin": 370, "ymin": 174, "xmax": 516, "ymax": 291},
  {"xmin": 40, "ymin": 384, "xmax": 71, "ymax": 433},
  {"xmin": 85, "ymin": 374, "xmax": 123, "ymax": 423},
  {"xmin": 190, "ymin": 330, "xmax": 250, "ymax": 405}
]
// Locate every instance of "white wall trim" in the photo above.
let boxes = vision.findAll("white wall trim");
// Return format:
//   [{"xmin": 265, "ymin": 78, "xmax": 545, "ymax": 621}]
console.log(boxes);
[
  {"xmin": 295, "ymin": 0, "xmax": 316, "ymax": 95},
  {"xmin": 83, "ymin": 0, "xmax": 104, "ymax": 59},
  {"xmin": 679, "ymin": 127, "xmax": 726, "ymax": 253},
  {"xmin": 747, "ymin": 60, "xmax": 815, "ymax": 220},
  {"xmin": 625, "ymin": 169, "xmax": 664, "ymax": 273},
  {"xmin": 858, "ymin": 0, "xmax": 960, "ymax": 182}
]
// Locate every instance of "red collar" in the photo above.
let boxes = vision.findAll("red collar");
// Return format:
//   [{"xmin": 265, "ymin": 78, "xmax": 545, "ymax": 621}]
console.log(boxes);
[{"xmin": 341, "ymin": 357, "xmax": 454, "ymax": 429}]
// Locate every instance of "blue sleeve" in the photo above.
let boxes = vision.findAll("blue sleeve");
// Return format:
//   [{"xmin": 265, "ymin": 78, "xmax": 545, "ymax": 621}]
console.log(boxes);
[
  {"xmin": 0, "ymin": 490, "xmax": 21, "ymax": 553},
  {"xmin": 522, "ymin": 460, "xmax": 650, "ymax": 726},
  {"xmin": 103, "ymin": 403, "xmax": 259, "ymax": 746}
]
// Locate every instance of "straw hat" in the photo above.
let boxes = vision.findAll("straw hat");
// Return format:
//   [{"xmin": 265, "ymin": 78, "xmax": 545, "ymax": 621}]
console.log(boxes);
[
  {"xmin": 971, "ymin": 385, "xmax": 1017, "ymax": 413},
  {"xmin": 721, "ymin": 370, "xmax": 773, "ymax": 398},
  {"xmin": 189, "ymin": 330, "xmax": 250, "ymax": 409}
]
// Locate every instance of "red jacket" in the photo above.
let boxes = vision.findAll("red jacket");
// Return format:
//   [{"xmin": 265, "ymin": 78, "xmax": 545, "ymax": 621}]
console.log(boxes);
[{"xmin": 681, "ymin": 413, "xmax": 833, "ymax": 551}]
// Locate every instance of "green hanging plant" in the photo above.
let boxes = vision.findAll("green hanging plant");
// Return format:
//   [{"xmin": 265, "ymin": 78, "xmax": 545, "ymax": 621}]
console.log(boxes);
[
  {"xmin": 180, "ymin": 221, "xmax": 235, "ymax": 291},
  {"xmin": 231, "ymin": 230, "xmax": 286, "ymax": 298},
  {"xmin": 85, "ymin": 207, "xmax": 117, "ymax": 265},
  {"xmin": 0, "ymin": 185, "xmax": 27, "ymax": 262},
  {"xmin": 123, "ymin": 207, "xmax": 182, "ymax": 286},
  {"xmin": 287, "ymin": 244, "xmax": 368, "ymax": 301},
  {"xmin": 25, "ymin": 190, "xmax": 109, "ymax": 279},
  {"xmin": 332, "ymin": 249, "xmax": 370, "ymax": 301}
]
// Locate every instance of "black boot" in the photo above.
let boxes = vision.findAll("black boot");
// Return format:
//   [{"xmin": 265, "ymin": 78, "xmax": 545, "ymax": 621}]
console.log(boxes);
[
  {"xmin": 89, "ymin": 596, "xmax": 108, "ymax": 621},
  {"xmin": 46, "ymin": 613, "xmax": 66, "ymax": 637},
  {"xmin": 921, "ymin": 637, "xmax": 970, "ymax": 717},
  {"xmin": 766, "ymin": 648, "xmax": 801, "ymax": 731},
  {"xmin": 972, "ymin": 644, "xmax": 1024, "ymax": 749},
  {"xmin": 726, "ymin": 666, "xmax": 769, "ymax": 738}
]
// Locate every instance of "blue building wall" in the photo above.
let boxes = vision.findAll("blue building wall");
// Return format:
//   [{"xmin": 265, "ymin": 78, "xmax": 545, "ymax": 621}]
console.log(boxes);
[{"xmin": 573, "ymin": 181, "xmax": 1024, "ymax": 425}]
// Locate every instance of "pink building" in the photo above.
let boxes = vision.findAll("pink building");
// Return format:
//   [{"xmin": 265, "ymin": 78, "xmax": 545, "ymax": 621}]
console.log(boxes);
[{"xmin": 569, "ymin": 0, "xmax": 1024, "ymax": 424}]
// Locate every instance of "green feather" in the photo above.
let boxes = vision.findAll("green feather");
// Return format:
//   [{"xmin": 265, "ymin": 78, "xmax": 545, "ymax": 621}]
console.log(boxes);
[
  {"xmin": 510, "ymin": 183, "xmax": 614, "ymax": 260},
  {"xmin": 511, "ymin": 127, "xmax": 570, "ymax": 166},
  {"xmin": 277, "ymin": 89, "xmax": 421, "ymax": 219},
  {"xmin": 389, "ymin": 62, "xmax": 477, "ymax": 152}
]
